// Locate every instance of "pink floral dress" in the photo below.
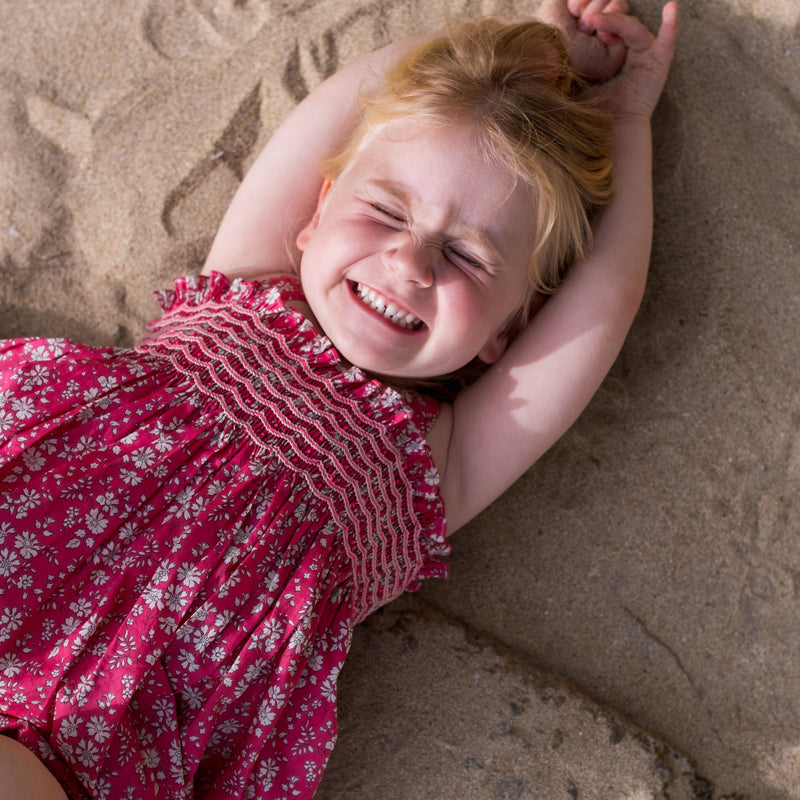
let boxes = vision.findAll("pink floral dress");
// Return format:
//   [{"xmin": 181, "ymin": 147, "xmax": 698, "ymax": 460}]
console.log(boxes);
[{"xmin": 0, "ymin": 273, "xmax": 449, "ymax": 800}]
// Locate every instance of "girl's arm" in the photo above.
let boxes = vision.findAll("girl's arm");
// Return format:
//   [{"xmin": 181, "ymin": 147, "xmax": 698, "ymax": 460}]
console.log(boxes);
[
  {"xmin": 202, "ymin": 38, "xmax": 423, "ymax": 279},
  {"xmin": 438, "ymin": 3, "xmax": 679, "ymax": 534}
]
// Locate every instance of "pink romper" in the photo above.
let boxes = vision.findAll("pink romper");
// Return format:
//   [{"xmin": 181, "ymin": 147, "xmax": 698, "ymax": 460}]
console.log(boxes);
[{"xmin": 0, "ymin": 273, "xmax": 449, "ymax": 799}]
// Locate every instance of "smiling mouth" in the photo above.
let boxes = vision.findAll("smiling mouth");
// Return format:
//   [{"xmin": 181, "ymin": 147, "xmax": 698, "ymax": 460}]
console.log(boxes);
[{"xmin": 353, "ymin": 283, "xmax": 425, "ymax": 330}]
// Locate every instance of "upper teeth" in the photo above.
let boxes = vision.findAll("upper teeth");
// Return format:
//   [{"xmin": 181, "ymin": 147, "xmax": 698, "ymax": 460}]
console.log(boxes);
[{"xmin": 355, "ymin": 284, "xmax": 422, "ymax": 330}]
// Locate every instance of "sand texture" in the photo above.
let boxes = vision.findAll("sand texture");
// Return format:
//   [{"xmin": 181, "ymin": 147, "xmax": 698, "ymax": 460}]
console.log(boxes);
[{"xmin": 1, "ymin": 1, "xmax": 799, "ymax": 798}]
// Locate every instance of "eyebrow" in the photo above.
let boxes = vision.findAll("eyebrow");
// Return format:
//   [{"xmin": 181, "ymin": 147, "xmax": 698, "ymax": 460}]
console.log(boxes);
[{"xmin": 366, "ymin": 178, "xmax": 506, "ymax": 267}]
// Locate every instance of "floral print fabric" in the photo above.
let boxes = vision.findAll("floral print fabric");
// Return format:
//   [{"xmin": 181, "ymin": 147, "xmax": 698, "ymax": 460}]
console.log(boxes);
[{"xmin": 0, "ymin": 273, "xmax": 449, "ymax": 799}]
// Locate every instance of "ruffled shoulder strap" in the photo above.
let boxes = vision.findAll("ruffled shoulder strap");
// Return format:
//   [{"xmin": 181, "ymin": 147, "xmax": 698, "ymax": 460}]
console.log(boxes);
[{"xmin": 151, "ymin": 271, "xmax": 305, "ymax": 316}]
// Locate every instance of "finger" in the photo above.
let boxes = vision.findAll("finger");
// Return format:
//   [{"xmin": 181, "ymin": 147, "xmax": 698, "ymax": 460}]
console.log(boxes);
[
  {"xmin": 577, "ymin": 0, "xmax": 623, "ymax": 33},
  {"xmin": 653, "ymin": 1, "xmax": 679, "ymax": 65},
  {"xmin": 581, "ymin": 0, "xmax": 614, "ymax": 22},
  {"xmin": 588, "ymin": 0, "xmax": 628, "ymax": 11},
  {"xmin": 567, "ymin": 0, "xmax": 591, "ymax": 16},
  {"xmin": 588, "ymin": 10, "xmax": 656, "ymax": 52}
]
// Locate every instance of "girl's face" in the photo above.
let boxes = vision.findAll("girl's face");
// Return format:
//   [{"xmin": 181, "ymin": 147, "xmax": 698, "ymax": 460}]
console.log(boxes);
[{"xmin": 296, "ymin": 118, "xmax": 536, "ymax": 379}]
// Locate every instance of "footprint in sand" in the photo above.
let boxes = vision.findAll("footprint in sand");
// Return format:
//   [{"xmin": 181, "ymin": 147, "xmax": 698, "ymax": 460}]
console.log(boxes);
[{"xmin": 142, "ymin": 0, "xmax": 279, "ymax": 58}]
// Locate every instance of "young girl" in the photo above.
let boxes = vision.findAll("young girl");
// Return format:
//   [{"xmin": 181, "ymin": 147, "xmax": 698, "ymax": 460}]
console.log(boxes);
[{"xmin": 0, "ymin": 1, "xmax": 677, "ymax": 798}]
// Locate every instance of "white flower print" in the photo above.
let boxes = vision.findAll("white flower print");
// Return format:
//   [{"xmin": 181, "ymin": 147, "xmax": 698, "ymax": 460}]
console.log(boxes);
[
  {"xmin": 15, "ymin": 573, "xmax": 33, "ymax": 591},
  {"xmin": 75, "ymin": 675, "xmax": 97, "ymax": 707},
  {"xmin": 10, "ymin": 396, "xmax": 35, "ymax": 420},
  {"xmin": 59, "ymin": 714, "xmax": 80, "ymax": 739},
  {"xmin": 95, "ymin": 492, "xmax": 119, "ymax": 515},
  {"xmin": 257, "ymin": 758, "xmax": 279, "ymax": 785},
  {"xmin": 21, "ymin": 447, "xmax": 46, "ymax": 472},
  {"xmin": 97, "ymin": 375, "xmax": 118, "ymax": 392},
  {"xmin": 130, "ymin": 447, "xmax": 155, "ymax": 469},
  {"xmin": 76, "ymin": 738, "xmax": 102, "ymax": 768},
  {"xmin": 306, "ymin": 653, "xmax": 324, "ymax": 673},
  {"xmin": 118, "ymin": 521, "xmax": 138, "ymax": 542},
  {"xmin": 0, "ymin": 652, "xmax": 22, "ymax": 677},
  {"xmin": 265, "ymin": 570, "xmax": 281, "ymax": 593},
  {"xmin": 154, "ymin": 429, "xmax": 175, "ymax": 453},
  {"xmin": 19, "ymin": 363, "xmax": 51, "ymax": 389},
  {"xmin": 60, "ymin": 617, "xmax": 82, "ymax": 637},
  {"xmin": 86, "ymin": 716, "xmax": 112, "ymax": 743},
  {"xmin": 222, "ymin": 545, "xmax": 241, "ymax": 564},
  {"xmin": 28, "ymin": 338, "xmax": 66, "ymax": 359},
  {"xmin": 141, "ymin": 748, "xmax": 160, "ymax": 769},
  {"xmin": 177, "ymin": 649, "xmax": 198, "ymax": 673},
  {"xmin": 13, "ymin": 487, "xmax": 43, "ymax": 518},
  {"xmin": 69, "ymin": 598, "xmax": 94, "ymax": 618},
  {"xmin": 0, "ymin": 548, "xmax": 20, "ymax": 577},
  {"xmin": 288, "ymin": 626, "xmax": 307, "ymax": 652},
  {"xmin": 304, "ymin": 760, "xmax": 320, "ymax": 783},
  {"xmin": 142, "ymin": 586, "xmax": 165, "ymax": 610},
  {"xmin": 0, "ymin": 410, "xmax": 13, "ymax": 433},
  {"xmin": 213, "ymin": 608, "xmax": 235, "ymax": 628},
  {"xmin": 192, "ymin": 625, "xmax": 215, "ymax": 653},
  {"xmin": 210, "ymin": 645, "xmax": 226, "ymax": 662},
  {"xmin": 82, "ymin": 386, "xmax": 102, "ymax": 403},
  {"xmin": 176, "ymin": 562, "xmax": 202, "ymax": 588},
  {"xmin": 257, "ymin": 699, "xmax": 276, "ymax": 727},
  {"xmin": 66, "ymin": 434, "xmax": 96, "ymax": 455},
  {"xmin": 88, "ymin": 776, "xmax": 112, "ymax": 800},
  {"xmin": 180, "ymin": 685, "xmax": 205, "ymax": 711},
  {"xmin": 163, "ymin": 585, "xmax": 187, "ymax": 613},
  {"xmin": 267, "ymin": 684, "xmax": 286, "ymax": 709},
  {"xmin": 14, "ymin": 531, "xmax": 41, "ymax": 559},
  {"xmin": 152, "ymin": 561, "xmax": 175, "ymax": 585},
  {"xmin": 152, "ymin": 697, "xmax": 178, "ymax": 730},
  {"xmin": 217, "ymin": 717, "xmax": 242, "ymax": 735},
  {"xmin": 85, "ymin": 508, "xmax": 109, "ymax": 535},
  {"xmin": 171, "ymin": 487, "xmax": 195, "ymax": 520},
  {"xmin": 319, "ymin": 668, "xmax": 340, "ymax": 702},
  {"xmin": 119, "ymin": 468, "xmax": 143, "ymax": 486}
]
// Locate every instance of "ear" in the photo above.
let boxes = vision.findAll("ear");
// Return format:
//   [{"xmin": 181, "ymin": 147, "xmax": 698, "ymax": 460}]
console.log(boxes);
[
  {"xmin": 296, "ymin": 179, "xmax": 333, "ymax": 251},
  {"xmin": 477, "ymin": 331, "xmax": 510, "ymax": 365},
  {"xmin": 478, "ymin": 302, "xmax": 532, "ymax": 364}
]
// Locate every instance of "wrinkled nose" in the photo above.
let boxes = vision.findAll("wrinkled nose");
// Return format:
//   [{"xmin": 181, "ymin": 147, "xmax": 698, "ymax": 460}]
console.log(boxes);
[{"xmin": 382, "ymin": 234, "xmax": 434, "ymax": 287}]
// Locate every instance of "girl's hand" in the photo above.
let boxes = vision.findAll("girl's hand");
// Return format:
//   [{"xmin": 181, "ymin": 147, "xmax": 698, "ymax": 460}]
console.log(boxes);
[
  {"xmin": 581, "ymin": 2, "xmax": 679, "ymax": 120},
  {"xmin": 537, "ymin": 0, "xmax": 630, "ymax": 80}
]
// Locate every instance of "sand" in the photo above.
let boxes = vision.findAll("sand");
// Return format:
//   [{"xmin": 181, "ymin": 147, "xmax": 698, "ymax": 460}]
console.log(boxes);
[{"xmin": 2, "ymin": 1, "xmax": 799, "ymax": 798}]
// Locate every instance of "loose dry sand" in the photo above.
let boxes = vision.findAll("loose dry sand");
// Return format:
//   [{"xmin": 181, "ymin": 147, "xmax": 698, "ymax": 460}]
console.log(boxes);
[{"xmin": 2, "ymin": 1, "xmax": 799, "ymax": 798}]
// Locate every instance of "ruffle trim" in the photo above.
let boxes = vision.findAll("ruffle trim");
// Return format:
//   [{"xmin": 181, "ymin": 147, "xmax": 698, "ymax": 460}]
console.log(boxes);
[{"xmin": 148, "ymin": 272, "xmax": 450, "ymax": 611}]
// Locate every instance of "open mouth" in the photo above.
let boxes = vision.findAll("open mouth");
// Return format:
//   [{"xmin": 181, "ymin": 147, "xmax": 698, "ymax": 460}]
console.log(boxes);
[{"xmin": 353, "ymin": 283, "xmax": 425, "ymax": 331}]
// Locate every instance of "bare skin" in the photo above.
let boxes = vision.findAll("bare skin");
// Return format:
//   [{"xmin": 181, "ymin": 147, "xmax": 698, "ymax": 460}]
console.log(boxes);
[{"xmin": 0, "ymin": 736, "xmax": 68, "ymax": 800}]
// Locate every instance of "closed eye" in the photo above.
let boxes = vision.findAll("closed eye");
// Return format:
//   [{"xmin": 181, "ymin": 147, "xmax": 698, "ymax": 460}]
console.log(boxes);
[
  {"xmin": 444, "ymin": 245, "xmax": 486, "ymax": 272},
  {"xmin": 370, "ymin": 203, "xmax": 406, "ymax": 225}
]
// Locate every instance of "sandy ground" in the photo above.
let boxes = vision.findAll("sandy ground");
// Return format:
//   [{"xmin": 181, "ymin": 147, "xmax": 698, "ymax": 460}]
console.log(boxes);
[{"xmin": 1, "ymin": 1, "xmax": 799, "ymax": 798}]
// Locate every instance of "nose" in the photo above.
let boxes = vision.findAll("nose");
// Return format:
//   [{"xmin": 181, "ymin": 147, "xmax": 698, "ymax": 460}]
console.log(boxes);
[{"xmin": 382, "ymin": 233, "xmax": 434, "ymax": 288}]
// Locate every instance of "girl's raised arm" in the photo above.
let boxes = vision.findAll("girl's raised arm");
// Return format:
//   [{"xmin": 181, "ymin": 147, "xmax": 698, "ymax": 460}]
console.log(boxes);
[
  {"xmin": 202, "ymin": 38, "xmax": 422, "ymax": 280},
  {"xmin": 438, "ymin": 4, "xmax": 679, "ymax": 534}
]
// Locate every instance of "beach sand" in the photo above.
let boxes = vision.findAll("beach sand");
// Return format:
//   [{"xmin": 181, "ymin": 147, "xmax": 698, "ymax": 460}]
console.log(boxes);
[{"xmin": 2, "ymin": 1, "xmax": 799, "ymax": 798}]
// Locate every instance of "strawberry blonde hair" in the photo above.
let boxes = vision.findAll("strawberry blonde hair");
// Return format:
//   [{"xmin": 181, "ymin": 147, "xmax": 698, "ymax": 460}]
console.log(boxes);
[{"xmin": 324, "ymin": 18, "xmax": 615, "ymax": 330}]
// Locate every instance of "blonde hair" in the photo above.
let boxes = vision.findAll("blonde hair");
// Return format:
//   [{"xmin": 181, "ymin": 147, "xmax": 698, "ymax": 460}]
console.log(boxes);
[{"xmin": 325, "ymin": 18, "xmax": 615, "ymax": 332}]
